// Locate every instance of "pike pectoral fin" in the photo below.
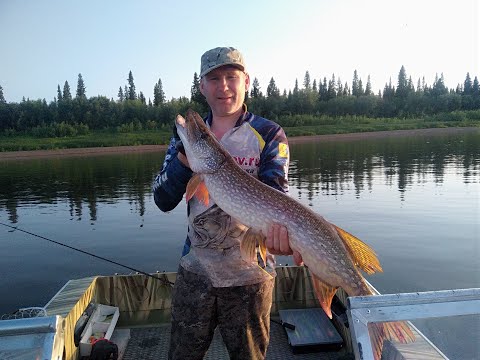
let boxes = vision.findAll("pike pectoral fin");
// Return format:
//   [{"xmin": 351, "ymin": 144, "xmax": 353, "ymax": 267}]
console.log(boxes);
[
  {"xmin": 186, "ymin": 174, "xmax": 209, "ymax": 206},
  {"xmin": 311, "ymin": 275, "xmax": 338, "ymax": 319},
  {"xmin": 240, "ymin": 228, "xmax": 266, "ymax": 264},
  {"xmin": 333, "ymin": 224, "xmax": 383, "ymax": 275}
]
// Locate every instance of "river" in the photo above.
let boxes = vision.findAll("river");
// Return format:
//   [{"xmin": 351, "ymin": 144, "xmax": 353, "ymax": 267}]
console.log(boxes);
[{"xmin": 0, "ymin": 128, "xmax": 479, "ymax": 359}]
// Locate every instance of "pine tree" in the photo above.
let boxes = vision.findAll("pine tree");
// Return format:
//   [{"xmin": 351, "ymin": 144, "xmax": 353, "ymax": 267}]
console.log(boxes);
[
  {"xmin": 190, "ymin": 72, "xmax": 208, "ymax": 108},
  {"xmin": 250, "ymin": 78, "xmax": 262, "ymax": 98},
  {"xmin": 157, "ymin": 78, "xmax": 165, "ymax": 104},
  {"xmin": 303, "ymin": 71, "xmax": 311, "ymax": 90},
  {"xmin": 293, "ymin": 79, "xmax": 299, "ymax": 95},
  {"xmin": 472, "ymin": 76, "xmax": 479, "ymax": 97},
  {"xmin": 365, "ymin": 75, "xmax": 372, "ymax": 96},
  {"xmin": 327, "ymin": 74, "xmax": 336, "ymax": 100},
  {"xmin": 63, "ymin": 81, "xmax": 72, "ymax": 101},
  {"xmin": 0, "ymin": 85, "xmax": 5, "ymax": 103},
  {"xmin": 407, "ymin": 76, "xmax": 415, "ymax": 94},
  {"xmin": 312, "ymin": 79, "xmax": 317, "ymax": 92},
  {"xmin": 396, "ymin": 65, "xmax": 408, "ymax": 98},
  {"xmin": 190, "ymin": 72, "xmax": 202, "ymax": 103},
  {"xmin": 76, "ymin": 73, "xmax": 86, "ymax": 99},
  {"xmin": 118, "ymin": 87, "xmax": 124, "ymax": 102},
  {"xmin": 153, "ymin": 83, "xmax": 159, "ymax": 104},
  {"xmin": 57, "ymin": 85, "xmax": 63, "ymax": 102},
  {"xmin": 352, "ymin": 70, "xmax": 360, "ymax": 97},
  {"xmin": 154, "ymin": 78, "xmax": 165, "ymax": 106},
  {"xmin": 319, "ymin": 77, "xmax": 328, "ymax": 101},
  {"xmin": 464, "ymin": 73, "xmax": 473, "ymax": 95},
  {"xmin": 358, "ymin": 79, "xmax": 364, "ymax": 96},
  {"xmin": 432, "ymin": 73, "xmax": 447, "ymax": 96},
  {"xmin": 139, "ymin": 91, "xmax": 146, "ymax": 104},
  {"xmin": 383, "ymin": 78, "xmax": 395, "ymax": 99},
  {"xmin": 416, "ymin": 78, "xmax": 422, "ymax": 93},
  {"xmin": 337, "ymin": 78, "xmax": 343, "ymax": 97},
  {"xmin": 127, "ymin": 71, "xmax": 137, "ymax": 100},
  {"xmin": 267, "ymin": 77, "xmax": 280, "ymax": 97}
]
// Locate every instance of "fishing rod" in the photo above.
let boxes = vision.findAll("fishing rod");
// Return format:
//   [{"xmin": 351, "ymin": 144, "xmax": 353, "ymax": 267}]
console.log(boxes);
[{"xmin": 0, "ymin": 221, "xmax": 174, "ymax": 287}]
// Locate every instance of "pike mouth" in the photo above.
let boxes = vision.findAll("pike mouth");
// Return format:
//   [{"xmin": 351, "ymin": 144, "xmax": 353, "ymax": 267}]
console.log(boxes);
[{"xmin": 176, "ymin": 114, "xmax": 186, "ymax": 129}]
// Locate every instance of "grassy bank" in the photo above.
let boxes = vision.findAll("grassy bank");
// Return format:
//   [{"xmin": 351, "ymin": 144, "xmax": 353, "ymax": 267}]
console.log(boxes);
[
  {"xmin": 1, "ymin": 112, "xmax": 479, "ymax": 152},
  {"xmin": 0, "ymin": 130, "xmax": 173, "ymax": 152},
  {"xmin": 283, "ymin": 118, "xmax": 480, "ymax": 137}
]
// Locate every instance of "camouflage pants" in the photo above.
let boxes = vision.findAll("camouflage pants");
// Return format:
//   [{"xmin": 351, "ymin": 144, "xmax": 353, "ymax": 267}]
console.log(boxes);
[{"xmin": 168, "ymin": 266, "xmax": 274, "ymax": 360}]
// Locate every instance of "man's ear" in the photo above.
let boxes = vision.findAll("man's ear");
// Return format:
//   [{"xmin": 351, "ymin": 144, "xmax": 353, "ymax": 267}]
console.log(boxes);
[
  {"xmin": 200, "ymin": 78, "xmax": 205, "ymax": 96},
  {"xmin": 244, "ymin": 72, "xmax": 251, "ymax": 92}
]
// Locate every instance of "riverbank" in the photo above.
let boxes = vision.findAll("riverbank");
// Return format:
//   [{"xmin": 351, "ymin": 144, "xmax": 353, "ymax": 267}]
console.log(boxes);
[{"xmin": 0, "ymin": 126, "xmax": 478, "ymax": 161}]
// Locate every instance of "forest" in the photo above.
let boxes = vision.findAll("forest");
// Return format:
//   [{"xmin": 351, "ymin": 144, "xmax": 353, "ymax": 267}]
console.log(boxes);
[{"xmin": 0, "ymin": 66, "xmax": 479, "ymax": 141}]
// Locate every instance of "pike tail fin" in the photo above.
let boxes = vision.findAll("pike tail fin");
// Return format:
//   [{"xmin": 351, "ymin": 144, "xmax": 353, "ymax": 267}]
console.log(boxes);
[{"xmin": 330, "ymin": 224, "xmax": 415, "ymax": 358}]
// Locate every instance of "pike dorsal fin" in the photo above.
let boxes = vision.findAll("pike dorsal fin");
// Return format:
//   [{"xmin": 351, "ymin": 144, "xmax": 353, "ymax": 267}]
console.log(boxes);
[
  {"xmin": 240, "ymin": 228, "xmax": 266, "ymax": 264},
  {"xmin": 186, "ymin": 174, "xmax": 209, "ymax": 206},
  {"xmin": 333, "ymin": 225, "xmax": 383, "ymax": 275},
  {"xmin": 310, "ymin": 275, "xmax": 338, "ymax": 319}
]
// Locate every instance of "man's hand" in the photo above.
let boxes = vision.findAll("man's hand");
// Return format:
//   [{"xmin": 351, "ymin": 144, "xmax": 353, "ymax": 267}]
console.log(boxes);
[
  {"xmin": 266, "ymin": 223, "xmax": 303, "ymax": 266},
  {"xmin": 177, "ymin": 152, "xmax": 190, "ymax": 168}
]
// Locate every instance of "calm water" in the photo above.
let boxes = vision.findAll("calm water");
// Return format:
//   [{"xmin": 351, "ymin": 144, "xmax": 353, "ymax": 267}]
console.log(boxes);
[{"xmin": 0, "ymin": 129, "xmax": 479, "ymax": 358}]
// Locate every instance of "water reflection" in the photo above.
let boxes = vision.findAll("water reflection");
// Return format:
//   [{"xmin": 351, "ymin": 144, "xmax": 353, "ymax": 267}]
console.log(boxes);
[
  {"xmin": 0, "ymin": 153, "xmax": 163, "ymax": 223},
  {"xmin": 289, "ymin": 131, "xmax": 479, "ymax": 203},
  {"xmin": 0, "ymin": 131, "xmax": 479, "ymax": 224}
]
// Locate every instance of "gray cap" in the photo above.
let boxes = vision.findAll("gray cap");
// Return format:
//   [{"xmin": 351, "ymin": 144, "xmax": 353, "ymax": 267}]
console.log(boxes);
[{"xmin": 200, "ymin": 47, "xmax": 246, "ymax": 77}]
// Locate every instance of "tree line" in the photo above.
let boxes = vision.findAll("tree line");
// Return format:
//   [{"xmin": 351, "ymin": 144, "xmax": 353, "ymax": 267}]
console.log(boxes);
[{"xmin": 0, "ymin": 66, "xmax": 479, "ymax": 136}]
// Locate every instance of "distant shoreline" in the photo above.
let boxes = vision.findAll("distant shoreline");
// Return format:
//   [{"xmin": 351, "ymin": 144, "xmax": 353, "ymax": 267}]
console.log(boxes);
[{"xmin": 0, "ymin": 127, "xmax": 477, "ymax": 161}]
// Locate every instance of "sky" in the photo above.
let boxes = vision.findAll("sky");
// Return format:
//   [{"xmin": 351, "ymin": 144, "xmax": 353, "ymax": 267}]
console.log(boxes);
[{"xmin": 1, "ymin": 0, "xmax": 479, "ymax": 103}]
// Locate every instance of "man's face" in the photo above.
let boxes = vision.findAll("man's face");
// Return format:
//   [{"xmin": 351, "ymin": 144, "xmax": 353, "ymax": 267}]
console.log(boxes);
[{"xmin": 200, "ymin": 66, "xmax": 250, "ymax": 118}]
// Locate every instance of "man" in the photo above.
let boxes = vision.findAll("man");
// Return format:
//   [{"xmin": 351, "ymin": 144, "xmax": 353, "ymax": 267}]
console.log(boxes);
[{"xmin": 152, "ymin": 46, "xmax": 301, "ymax": 360}]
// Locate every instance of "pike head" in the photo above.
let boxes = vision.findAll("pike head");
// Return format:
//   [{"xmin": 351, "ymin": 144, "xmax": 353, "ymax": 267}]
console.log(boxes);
[{"xmin": 175, "ymin": 109, "xmax": 228, "ymax": 174}]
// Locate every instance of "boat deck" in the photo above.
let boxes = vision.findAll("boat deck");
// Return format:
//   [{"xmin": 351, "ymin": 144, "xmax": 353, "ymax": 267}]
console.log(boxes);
[
  {"xmin": 40, "ymin": 268, "xmax": 454, "ymax": 360},
  {"xmin": 121, "ymin": 323, "xmax": 350, "ymax": 360}
]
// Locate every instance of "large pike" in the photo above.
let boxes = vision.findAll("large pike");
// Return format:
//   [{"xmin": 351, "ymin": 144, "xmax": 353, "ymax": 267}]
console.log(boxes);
[{"xmin": 175, "ymin": 109, "xmax": 414, "ymax": 359}]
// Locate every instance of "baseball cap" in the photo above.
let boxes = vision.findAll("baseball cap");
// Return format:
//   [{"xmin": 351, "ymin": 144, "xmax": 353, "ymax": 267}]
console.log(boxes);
[{"xmin": 200, "ymin": 47, "xmax": 246, "ymax": 78}]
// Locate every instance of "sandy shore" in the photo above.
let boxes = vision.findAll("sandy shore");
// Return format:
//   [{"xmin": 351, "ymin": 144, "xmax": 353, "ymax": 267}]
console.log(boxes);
[{"xmin": 0, "ymin": 127, "xmax": 477, "ymax": 161}]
